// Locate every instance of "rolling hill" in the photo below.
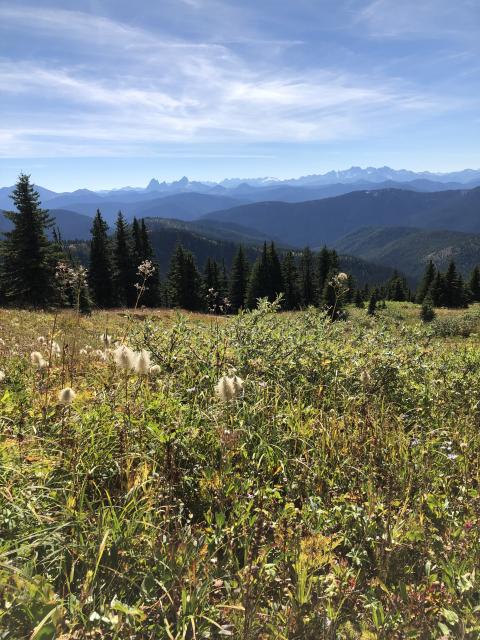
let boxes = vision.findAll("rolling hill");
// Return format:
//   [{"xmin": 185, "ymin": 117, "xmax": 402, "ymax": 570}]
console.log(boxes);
[
  {"xmin": 203, "ymin": 187, "xmax": 480, "ymax": 247},
  {"xmin": 334, "ymin": 227, "xmax": 480, "ymax": 280}
]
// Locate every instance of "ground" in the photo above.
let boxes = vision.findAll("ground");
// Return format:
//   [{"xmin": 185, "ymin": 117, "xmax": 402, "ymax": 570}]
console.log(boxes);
[{"xmin": 0, "ymin": 302, "xmax": 479, "ymax": 639}]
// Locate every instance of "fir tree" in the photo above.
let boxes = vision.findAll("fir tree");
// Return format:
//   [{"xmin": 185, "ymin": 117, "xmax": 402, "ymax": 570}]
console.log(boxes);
[
  {"xmin": 444, "ymin": 260, "xmax": 466, "ymax": 308},
  {"xmin": 203, "ymin": 257, "xmax": 222, "ymax": 313},
  {"xmin": 138, "ymin": 219, "xmax": 161, "ymax": 307},
  {"xmin": 420, "ymin": 295, "xmax": 435, "ymax": 322},
  {"xmin": 282, "ymin": 251, "xmax": 300, "ymax": 310},
  {"xmin": 229, "ymin": 245, "xmax": 249, "ymax": 312},
  {"xmin": 316, "ymin": 246, "xmax": 332, "ymax": 304},
  {"xmin": 367, "ymin": 290, "xmax": 377, "ymax": 316},
  {"xmin": 167, "ymin": 244, "xmax": 202, "ymax": 310},
  {"xmin": 469, "ymin": 266, "xmax": 480, "ymax": 302},
  {"xmin": 267, "ymin": 242, "xmax": 284, "ymax": 300},
  {"xmin": 416, "ymin": 260, "xmax": 436, "ymax": 304},
  {"xmin": 428, "ymin": 271, "xmax": 447, "ymax": 307},
  {"xmin": 299, "ymin": 247, "xmax": 316, "ymax": 307},
  {"xmin": 354, "ymin": 288, "xmax": 364, "ymax": 308},
  {"xmin": 88, "ymin": 210, "xmax": 115, "ymax": 308},
  {"xmin": 246, "ymin": 243, "xmax": 270, "ymax": 309},
  {"xmin": 1, "ymin": 173, "xmax": 58, "ymax": 307},
  {"xmin": 113, "ymin": 212, "xmax": 135, "ymax": 307}
]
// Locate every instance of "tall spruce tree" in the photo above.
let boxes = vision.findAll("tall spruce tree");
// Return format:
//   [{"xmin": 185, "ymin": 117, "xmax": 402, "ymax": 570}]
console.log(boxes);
[
  {"xmin": 229, "ymin": 245, "xmax": 249, "ymax": 312},
  {"xmin": 88, "ymin": 209, "xmax": 115, "ymax": 307},
  {"xmin": 416, "ymin": 260, "xmax": 436, "ymax": 303},
  {"xmin": 267, "ymin": 242, "xmax": 284, "ymax": 300},
  {"xmin": 469, "ymin": 266, "xmax": 480, "ymax": 302},
  {"xmin": 1, "ymin": 174, "xmax": 57, "ymax": 307},
  {"xmin": 316, "ymin": 247, "xmax": 331, "ymax": 302},
  {"xmin": 113, "ymin": 212, "xmax": 135, "ymax": 307},
  {"xmin": 299, "ymin": 247, "xmax": 316, "ymax": 307},
  {"xmin": 246, "ymin": 242, "xmax": 270, "ymax": 309},
  {"xmin": 428, "ymin": 271, "xmax": 447, "ymax": 307},
  {"xmin": 282, "ymin": 251, "xmax": 300, "ymax": 310},
  {"xmin": 444, "ymin": 260, "xmax": 466, "ymax": 308},
  {"xmin": 167, "ymin": 244, "xmax": 202, "ymax": 310}
]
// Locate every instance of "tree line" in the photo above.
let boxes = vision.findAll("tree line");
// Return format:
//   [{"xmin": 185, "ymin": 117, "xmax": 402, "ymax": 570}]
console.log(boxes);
[{"xmin": 1, "ymin": 175, "xmax": 480, "ymax": 315}]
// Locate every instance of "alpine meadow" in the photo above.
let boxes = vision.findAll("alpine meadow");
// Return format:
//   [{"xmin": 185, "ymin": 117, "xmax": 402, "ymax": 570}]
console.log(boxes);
[{"xmin": 2, "ymin": 1, "xmax": 480, "ymax": 639}]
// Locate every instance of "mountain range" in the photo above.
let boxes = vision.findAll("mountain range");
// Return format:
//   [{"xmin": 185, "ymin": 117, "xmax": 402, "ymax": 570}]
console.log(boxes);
[{"xmin": 2, "ymin": 166, "xmax": 480, "ymax": 283}]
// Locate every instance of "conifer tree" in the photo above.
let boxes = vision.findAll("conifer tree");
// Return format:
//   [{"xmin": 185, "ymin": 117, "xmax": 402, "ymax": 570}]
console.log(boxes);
[
  {"xmin": 444, "ymin": 260, "xmax": 466, "ymax": 308},
  {"xmin": 203, "ymin": 257, "xmax": 222, "ymax": 313},
  {"xmin": 267, "ymin": 242, "xmax": 284, "ymax": 300},
  {"xmin": 367, "ymin": 290, "xmax": 377, "ymax": 316},
  {"xmin": 316, "ymin": 246, "xmax": 331, "ymax": 303},
  {"xmin": 428, "ymin": 271, "xmax": 447, "ymax": 307},
  {"xmin": 469, "ymin": 266, "xmax": 480, "ymax": 302},
  {"xmin": 246, "ymin": 243, "xmax": 270, "ymax": 309},
  {"xmin": 1, "ymin": 173, "xmax": 58, "ymax": 307},
  {"xmin": 299, "ymin": 247, "xmax": 316, "ymax": 307},
  {"xmin": 229, "ymin": 245, "xmax": 249, "ymax": 312},
  {"xmin": 282, "ymin": 251, "xmax": 300, "ymax": 310},
  {"xmin": 113, "ymin": 212, "xmax": 135, "ymax": 307},
  {"xmin": 138, "ymin": 219, "xmax": 161, "ymax": 307},
  {"xmin": 420, "ymin": 295, "xmax": 435, "ymax": 322},
  {"xmin": 354, "ymin": 288, "xmax": 364, "ymax": 308},
  {"xmin": 167, "ymin": 244, "xmax": 202, "ymax": 310},
  {"xmin": 88, "ymin": 209, "xmax": 115, "ymax": 307},
  {"xmin": 416, "ymin": 260, "xmax": 436, "ymax": 303}
]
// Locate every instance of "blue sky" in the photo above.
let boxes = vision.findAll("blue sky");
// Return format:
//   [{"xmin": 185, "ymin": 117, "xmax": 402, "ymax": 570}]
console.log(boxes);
[{"xmin": 1, "ymin": 0, "xmax": 479, "ymax": 190}]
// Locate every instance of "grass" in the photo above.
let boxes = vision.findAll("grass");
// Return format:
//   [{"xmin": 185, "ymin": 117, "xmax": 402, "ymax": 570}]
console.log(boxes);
[{"xmin": 0, "ymin": 301, "xmax": 479, "ymax": 639}]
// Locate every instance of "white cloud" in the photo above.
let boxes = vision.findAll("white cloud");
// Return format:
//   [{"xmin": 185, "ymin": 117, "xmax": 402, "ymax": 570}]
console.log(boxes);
[{"xmin": 0, "ymin": 3, "xmax": 470, "ymax": 157}]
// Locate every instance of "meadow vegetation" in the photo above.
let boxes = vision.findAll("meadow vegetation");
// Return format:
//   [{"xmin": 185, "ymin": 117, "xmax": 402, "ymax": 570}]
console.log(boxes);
[{"xmin": 1, "ymin": 301, "xmax": 480, "ymax": 639}]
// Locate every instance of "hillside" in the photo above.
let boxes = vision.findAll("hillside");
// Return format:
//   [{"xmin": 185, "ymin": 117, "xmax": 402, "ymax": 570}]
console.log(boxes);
[
  {"xmin": 0, "ymin": 208, "xmax": 92, "ymax": 240},
  {"xmin": 334, "ymin": 226, "xmax": 480, "ymax": 279},
  {"xmin": 204, "ymin": 187, "xmax": 480, "ymax": 247}
]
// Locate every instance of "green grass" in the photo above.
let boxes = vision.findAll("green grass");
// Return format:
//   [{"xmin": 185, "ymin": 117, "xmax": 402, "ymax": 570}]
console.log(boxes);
[{"xmin": 1, "ymin": 302, "xmax": 480, "ymax": 639}]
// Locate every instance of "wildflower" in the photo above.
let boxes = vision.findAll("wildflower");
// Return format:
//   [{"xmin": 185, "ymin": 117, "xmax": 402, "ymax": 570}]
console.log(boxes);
[
  {"xmin": 215, "ymin": 375, "xmax": 244, "ymax": 401},
  {"xmin": 0, "ymin": 371, "xmax": 5, "ymax": 382},
  {"xmin": 37, "ymin": 336, "xmax": 46, "ymax": 344},
  {"xmin": 134, "ymin": 349, "xmax": 151, "ymax": 375},
  {"xmin": 0, "ymin": 338, "xmax": 5, "ymax": 347},
  {"xmin": 50, "ymin": 341, "xmax": 62, "ymax": 357},
  {"xmin": 113, "ymin": 345, "xmax": 136, "ymax": 370},
  {"xmin": 79, "ymin": 348, "xmax": 88, "ymax": 356},
  {"xmin": 149, "ymin": 364, "xmax": 161, "ymax": 375},
  {"xmin": 336, "ymin": 272, "xmax": 348, "ymax": 282},
  {"xmin": 360, "ymin": 370, "xmax": 371, "ymax": 386},
  {"xmin": 30, "ymin": 351, "xmax": 47, "ymax": 369},
  {"xmin": 100, "ymin": 332, "xmax": 112, "ymax": 347},
  {"xmin": 58, "ymin": 387, "xmax": 76, "ymax": 405},
  {"xmin": 137, "ymin": 260, "xmax": 155, "ymax": 278},
  {"xmin": 93, "ymin": 349, "xmax": 108, "ymax": 362}
]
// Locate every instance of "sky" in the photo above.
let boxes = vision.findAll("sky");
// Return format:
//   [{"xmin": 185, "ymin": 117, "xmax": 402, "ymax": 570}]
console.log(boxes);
[{"xmin": 1, "ymin": 0, "xmax": 479, "ymax": 190}]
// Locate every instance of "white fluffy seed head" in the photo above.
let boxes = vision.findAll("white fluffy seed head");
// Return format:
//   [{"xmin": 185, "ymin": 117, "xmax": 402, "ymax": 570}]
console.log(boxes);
[
  {"xmin": 100, "ymin": 332, "xmax": 112, "ymax": 347},
  {"xmin": 134, "ymin": 350, "xmax": 151, "ymax": 375},
  {"xmin": 37, "ymin": 336, "xmax": 46, "ymax": 344},
  {"xmin": 50, "ymin": 341, "xmax": 62, "ymax": 356},
  {"xmin": 149, "ymin": 364, "xmax": 161, "ymax": 376},
  {"xmin": 113, "ymin": 345, "xmax": 136, "ymax": 370},
  {"xmin": 0, "ymin": 338, "xmax": 5, "ymax": 347},
  {"xmin": 360, "ymin": 370, "xmax": 371, "ymax": 386},
  {"xmin": 58, "ymin": 387, "xmax": 76, "ymax": 405},
  {"xmin": 30, "ymin": 351, "xmax": 47, "ymax": 369},
  {"xmin": 79, "ymin": 348, "xmax": 88, "ymax": 356},
  {"xmin": 0, "ymin": 371, "xmax": 5, "ymax": 382},
  {"xmin": 215, "ymin": 375, "xmax": 244, "ymax": 402}
]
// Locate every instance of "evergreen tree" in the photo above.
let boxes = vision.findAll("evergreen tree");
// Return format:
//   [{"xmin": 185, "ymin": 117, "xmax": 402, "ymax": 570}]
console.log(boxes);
[
  {"xmin": 354, "ymin": 288, "xmax": 364, "ymax": 308},
  {"xmin": 1, "ymin": 173, "xmax": 57, "ymax": 307},
  {"xmin": 113, "ymin": 212, "xmax": 135, "ymax": 307},
  {"xmin": 299, "ymin": 247, "xmax": 316, "ymax": 307},
  {"xmin": 387, "ymin": 270, "xmax": 408, "ymax": 301},
  {"xmin": 282, "ymin": 251, "xmax": 300, "ymax": 310},
  {"xmin": 420, "ymin": 295, "xmax": 435, "ymax": 322},
  {"xmin": 316, "ymin": 246, "xmax": 331, "ymax": 302},
  {"xmin": 428, "ymin": 271, "xmax": 447, "ymax": 307},
  {"xmin": 167, "ymin": 244, "xmax": 202, "ymax": 310},
  {"xmin": 246, "ymin": 243, "xmax": 270, "ymax": 309},
  {"xmin": 416, "ymin": 260, "xmax": 436, "ymax": 304},
  {"xmin": 138, "ymin": 219, "xmax": 161, "ymax": 307},
  {"xmin": 444, "ymin": 260, "xmax": 466, "ymax": 308},
  {"xmin": 469, "ymin": 266, "xmax": 480, "ymax": 302},
  {"xmin": 203, "ymin": 257, "xmax": 222, "ymax": 313},
  {"xmin": 88, "ymin": 209, "xmax": 115, "ymax": 308},
  {"xmin": 267, "ymin": 242, "xmax": 284, "ymax": 300},
  {"xmin": 229, "ymin": 245, "xmax": 249, "ymax": 312},
  {"xmin": 367, "ymin": 290, "xmax": 377, "ymax": 316}
]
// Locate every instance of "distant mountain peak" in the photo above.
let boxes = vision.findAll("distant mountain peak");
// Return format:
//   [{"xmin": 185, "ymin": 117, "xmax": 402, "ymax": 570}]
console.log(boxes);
[{"xmin": 146, "ymin": 178, "xmax": 162, "ymax": 191}]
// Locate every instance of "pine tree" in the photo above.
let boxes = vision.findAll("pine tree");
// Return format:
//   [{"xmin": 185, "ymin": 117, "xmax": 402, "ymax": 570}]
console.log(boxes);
[
  {"xmin": 428, "ymin": 271, "xmax": 447, "ymax": 307},
  {"xmin": 387, "ymin": 270, "xmax": 408, "ymax": 301},
  {"xmin": 229, "ymin": 245, "xmax": 249, "ymax": 312},
  {"xmin": 167, "ymin": 244, "xmax": 202, "ymax": 310},
  {"xmin": 316, "ymin": 247, "xmax": 331, "ymax": 303},
  {"xmin": 367, "ymin": 290, "xmax": 377, "ymax": 316},
  {"xmin": 420, "ymin": 295, "xmax": 435, "ymax": 322},
  {"xmin": 444, "ymin": 260, "xmax": 466, "ymax": 308},
  {"xmin": 267, "ymin": 242, "xmax": 284, "ymax": 300},
  {"xmin": 88, "ymin": 209, "xmax": 115, "ymax": 307},
  {"xmin": 246, "ymin": 243, "xmax": 270, "ymax": 309},
  {"xmin": 282, "ymin": 251, "xmax": 300, "ymax": 310},
  {"xmin": 416, "ymin": 260, "xmax": 436, "ymax": 304},
  {"xmin": 354, "ymin": 288, "xmax": 364, "ymax": 308},
  {"xmin": 203, "ymin": 257, "xmax": 222, "ymax": 313},
  {"xmin": 113, "ymin": 212, "xmax": 135, "ymax": 307},
  {"xmin": 1, "ymin": 174, "xmax": 58, "ymax": 307},
  {"xmin": 469, "ymin": 266, "xmax": 480, "ymax": 302},
  {"xmin": 138, "ymin": 219, "xmax": 161, "ymax": 307},
  {"xmin": 299, "ymin": 247, "xmax": 316, "ymax": 307}
]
